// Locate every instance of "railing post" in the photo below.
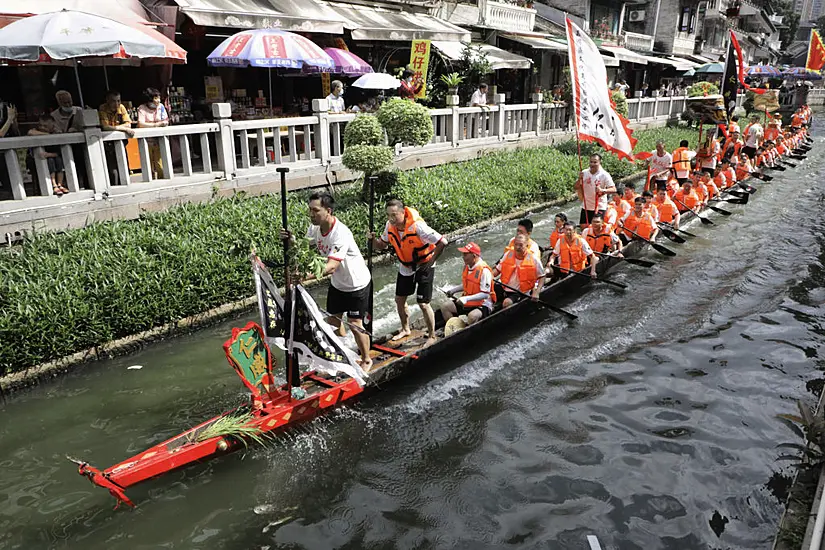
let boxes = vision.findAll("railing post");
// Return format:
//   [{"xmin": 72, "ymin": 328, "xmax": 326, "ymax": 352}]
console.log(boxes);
[
  {"xmin": 80, "ymin": 109, "xmax": 110, "ymax": 197},
  {"xmin": 494, "ymin": 93, "xmax": 506, "ymax": 140},
  {"xmin": 532, "ymin": 92, "xmax": 544, "ymax": 133},
  {"xmin": 447, "ymin": 95, "xmax": 460, "ymax": 146},
  {"xmin": 312, "ymin": 98, "xmax": 331, "ymax": 163},
  {"xmin": 668, "ymin": 95, "xmax": 674, "ymax": 118},
  {"xmin": 212, "ymin": 103, "xmax": 235, "ymax": 180}
]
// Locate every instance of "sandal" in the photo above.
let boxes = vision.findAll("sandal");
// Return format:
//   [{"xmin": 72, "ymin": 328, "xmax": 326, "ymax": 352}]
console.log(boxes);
[
  {"xmin": 59, "ymin": 186, "xmax": 69, "ymax": 194},
  {"xmin": 52, "ymin": 186, "xmax": 64, "ymax": 196}
]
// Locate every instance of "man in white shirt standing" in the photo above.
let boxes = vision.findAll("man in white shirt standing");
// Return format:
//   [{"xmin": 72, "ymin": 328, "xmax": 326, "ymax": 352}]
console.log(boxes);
[
  {"xmin": 469, "ymin": 83, "xmax": 489, "ymax": 107},
  {"xmin": 304, "ymin": 192, "xmax": 373, "ymax": 369},
  {"xmin": 574, "ymin": 153, "xmax": 617, "ymax": 228},
  {"xmin": 326, "ymin": 80, "xmax": 346, "ymax": 114},
  {"xmin": 647, "ymin": 140, "xmax": 672, "ymax": 190},
  {"xmin": 742, "ymin": 114, "xmax": 764, "ymax": 159}
]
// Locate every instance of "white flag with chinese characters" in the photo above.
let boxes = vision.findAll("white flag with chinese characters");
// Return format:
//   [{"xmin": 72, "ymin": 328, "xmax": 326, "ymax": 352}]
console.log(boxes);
[{"xmin": 566, "ymin": 18, "xmax": 636, "ymax": 160}]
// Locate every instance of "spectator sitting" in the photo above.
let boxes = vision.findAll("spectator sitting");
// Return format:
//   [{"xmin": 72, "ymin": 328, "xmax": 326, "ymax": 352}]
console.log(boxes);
[
  {"xmin": 27, "ymin": 114, "xmax": 67, "ymax": 196},
  {"xmin": 51, "ymin": 90, "xmax": 83, "ymax": 133}
]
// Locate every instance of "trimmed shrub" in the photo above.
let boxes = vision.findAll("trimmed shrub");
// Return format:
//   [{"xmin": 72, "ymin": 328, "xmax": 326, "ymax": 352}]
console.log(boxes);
[
  {"xmin": 376, "ymin": 98, "xmax": 434, "ymax": 146},
  {"xmin": 611, "ymin": 91, "xmax": 628, "ymax": 117},
  {"xmin": 343, "ymin": 114, "xmax": 383, "ymax": 147},
  {"xmin": 342, "ymin": 144, "xmax": 395, "ymax": 175},
  {"xmin": 687, "ymin": 81, "xmax": 719, "ymax": 97}
]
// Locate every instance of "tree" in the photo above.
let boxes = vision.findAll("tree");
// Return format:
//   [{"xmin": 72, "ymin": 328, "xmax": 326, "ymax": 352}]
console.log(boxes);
[
  {"xmin": 817, "ymin": 14, "xmax": 825, "ymax": 38},
  {"xmin": 775, "ymin": 0, "xmax": 800, "ymax": 49}
]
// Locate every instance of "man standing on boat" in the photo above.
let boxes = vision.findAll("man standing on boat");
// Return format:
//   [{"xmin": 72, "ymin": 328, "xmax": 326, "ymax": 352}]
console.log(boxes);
[
  {"xmin": 742, "ymin": 114, "xmax": 764, "ymax": 159},
  {"xmin": 441, "ymin": 242, "xmax": 496, "ymax": 324},
  {"xmin": 646, "ymin": 140, "xmax": 673, "ymax": 190},
  {"xmin": 296, "ymin": 192, "xmax": 373, "ymax": 370},
  {"xmin": 371, "ymin": 199, "xmax": 446, "ymax": 345},
  {"xmin": 574, "ymin": 153, "xmax": 616, "ymax": 228}
]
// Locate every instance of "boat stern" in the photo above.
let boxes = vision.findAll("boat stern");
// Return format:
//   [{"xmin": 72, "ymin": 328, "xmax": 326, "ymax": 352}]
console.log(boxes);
[{"xmin": 68, "ymin": 456, "xmax": 135, "ymax": 510}]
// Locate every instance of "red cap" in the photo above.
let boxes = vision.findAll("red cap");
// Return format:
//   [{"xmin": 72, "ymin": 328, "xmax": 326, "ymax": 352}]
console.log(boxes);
[{"xmin": 457, "ymin": 242, "xmax": 481, "ymax": 255}]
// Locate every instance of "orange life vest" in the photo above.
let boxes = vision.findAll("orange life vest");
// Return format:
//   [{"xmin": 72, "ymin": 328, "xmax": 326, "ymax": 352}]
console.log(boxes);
[
  {"xmin": 673, "ymin": 189, "xmax": 700, "ymax": 211},
  {"xmin": 672, "ymin": 147, "xmax": 691, "ymax": 173},
  {"xmin": 713, "ymin": 173, "xmax": 726, "ymax": 189},
  {"xmin": 505, "ymin": 236, "xmax": 540, "ymax": 259},
  {"xmin": 584, "ymin": 228, "xmax": 614, "ymax": 254},
  {"xmin": 764, "ymin": 127, "xmax": 779, "ymax": 141},
  {"xmin": 724, "ymin": 167, "xmax": 737, "ymax": 186},
  {"xmin": 622, "ymin": 211, "xmax": 657, "ymax": 240},
  {"xmin": 549, "ymin": 229, "xmax": 563, "ymax": 250},
  {"xmin": 694, "ymin": 182, "xmax": 707, "ymax": 203},
  {"xmin": 498, "ymin": 251, "xmax": 540, "ymax": 293},
  {"xmin": 604, "ymin": 204, "xmax": 618, "ymax": 228},
  {"xmin": 386, "ymin": 207, "xmax": 437, "ymax": 268},
  {"xmin": 557, "ymin": 235, "xmax": 589, "ymax": 273},
  {"xmin": 653, "ymin": 196, "xmax": 678, "ymax": 224},
  {"xmin": 461, "ymin": 260, "xmax": 496, "ymax": 308},
  {"xmin": 791, "ymin": 113, "xmax": 803, "ymax": 128}
]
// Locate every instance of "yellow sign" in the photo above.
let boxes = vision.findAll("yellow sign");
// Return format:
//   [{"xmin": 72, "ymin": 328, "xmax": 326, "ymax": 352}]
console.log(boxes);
[
  {"xmin": 321, "ymin": 72, "xmax": 331, "ymax": 98},
  {"xmin": 204, "ymin": 76, "xmax": 223, "ymax": 102},
  {"xmin": 408, "ymin": 39, "xmax": 431, "ymax": 99}
]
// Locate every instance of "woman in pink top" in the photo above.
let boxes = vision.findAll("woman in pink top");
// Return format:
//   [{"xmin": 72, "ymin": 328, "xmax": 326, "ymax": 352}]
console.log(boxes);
[{"xmin": 137, "ymin": 87, "xmax": 169, "ymax": 180}]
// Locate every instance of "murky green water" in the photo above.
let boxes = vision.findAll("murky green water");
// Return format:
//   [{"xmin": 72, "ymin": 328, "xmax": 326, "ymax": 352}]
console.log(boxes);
[{"xmin": 2, "ymin": 131, "xmax": 825, "ymax": 549}]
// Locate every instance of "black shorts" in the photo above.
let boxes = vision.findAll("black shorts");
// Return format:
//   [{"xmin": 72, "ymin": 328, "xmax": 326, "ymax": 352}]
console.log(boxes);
[
  {"xmin": 396, "ymin": 266, "xmax": 435, "ymax": 303},
  {"xmin": 579, "ymin": 208, "xmax": 605, "ymax": 225},
  {"xmin": 327, "ymin": 284, "xmax": 370, "ymax": 320},
  {"xmin": 502, "ymin": 291, "xmax": 527, "ymax": 305},
  {"xmin": 742, "ymin": 146, "xmax": 757, "ymax": 159},
  {"xmin": 455, "ymin": 301, "xmax": 493, "ymax": 318}
]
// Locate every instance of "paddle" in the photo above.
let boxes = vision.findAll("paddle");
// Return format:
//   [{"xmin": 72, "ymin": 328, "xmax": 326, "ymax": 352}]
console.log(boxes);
[
  {"xmin": 656, "ymin": 224, "xmax": 687, "ymax": 243},
  {"xmin": 594, "ymin": 251, "xmax": 655, "ymax": 268},
  {"xmin": 551, "ymin": 264, "xmax": 628, "ymax": 289},
  {"xmin": 780, "ymin": 159, "xmax": 798, "ymax": 168},
  {"xmin": 720, "ymin": 195, "xmax": 748, "ymax": 205},
  {"xmin": 767, "ymin": 164, "xmax": 786, "ymax": 171},
  {"xmin": 659, "ymin": 222, "xmax": 697, "ymax": 238},
  {"xmin": 749, "ymin": 172, "xmax": 773, "ymax": 182},
  {"xmin": 672, "ymin": 196, "xmax": 714, "ymax": 225},
  {"xmin": 494, "ymin": 279, "xmax": 578, "ymax": 320},
  {"xmin": 704, "ymin": 201, "xmax": 733, "ymax": 216},
  {"xmin": 790, "ymin": 154, "xmax": 806, "ymax": 160},
  {"xmin": 619, "ymin": 224, "xmax": 677, "ymax": 256}
]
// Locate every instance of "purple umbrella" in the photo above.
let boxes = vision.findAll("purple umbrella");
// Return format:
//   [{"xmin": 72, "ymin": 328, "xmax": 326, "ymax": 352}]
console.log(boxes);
[
  {"xmin": 304, "ymin": 48, "xmax": 373, "ymax": 76},
  {"xmin": 745, "ymin": 64, "xmax": 780, "ymax": 77},
  {"xmin": 781, "ymin": 67, "xmax": 824, "ymax": 80}
]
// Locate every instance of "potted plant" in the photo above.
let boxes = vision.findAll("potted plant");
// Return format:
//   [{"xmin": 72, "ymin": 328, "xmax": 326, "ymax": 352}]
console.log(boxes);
[{"xmin": 440, "ymin": 72, "xmax": 464, "ymax": 96}]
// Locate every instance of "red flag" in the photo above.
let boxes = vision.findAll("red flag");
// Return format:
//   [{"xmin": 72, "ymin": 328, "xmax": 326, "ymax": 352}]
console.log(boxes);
[
  {"xmin": 729, "ymin": 31, "xmax": 766, "ymax": 95},
  {"xmin": 634, "ymin": 151, "xmax": 653, "ymax": 160},
  {"xmin": 807, "ymin": 30, "xmax": 825, "ymax": 73}
]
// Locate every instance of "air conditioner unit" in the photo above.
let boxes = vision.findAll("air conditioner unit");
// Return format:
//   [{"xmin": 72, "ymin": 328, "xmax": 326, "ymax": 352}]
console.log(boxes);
[{"xmin": 628, "ymin": 9, "xmax": 646, "ymax": 22}]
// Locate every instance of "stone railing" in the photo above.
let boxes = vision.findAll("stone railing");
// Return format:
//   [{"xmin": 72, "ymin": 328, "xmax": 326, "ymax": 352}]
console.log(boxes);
[
  {"xmin": 623, "ymin": 31, "xmax": 654, "ymax": 52},
  {"xmin": 481, "ymin": 0, "xmax": 535, "ymax": 33},
  {"xmin": 807, "ymin": 88, "xmax": 825, "ymax": 106}
]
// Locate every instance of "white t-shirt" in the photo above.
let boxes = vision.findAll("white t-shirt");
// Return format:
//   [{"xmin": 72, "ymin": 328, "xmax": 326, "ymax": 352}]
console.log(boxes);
[
  {"xmin": 306, "ymin": 218, "xmax": 371, "ymax": 292},
  {"xmin": 580, "ymin": 168, "xmax": 615, "ymax": 212},
  {"xmin": 744, "ymin": 123, "xmax": 763, "ymax": 147},
  {"xmin": 381, "ymin": 218, "xmax": 446, "ymax": 276},
  {"xmin": 553, "ymin": 235, "xmax": 594, "ymax": 257},
  {"xmin": 469, "ymin": 89, "xmax": 487, "ymax": 107},
  {"xmin": 699, "ymin": 141, "xmax": 720, "ymax": 170},
  {"xmin": 650, "ymin": 151, "xmax": 672, "ymax": 179},
  {"xmin": 326, "ymin": 93, "xmax": 345, "ymax": 113}
]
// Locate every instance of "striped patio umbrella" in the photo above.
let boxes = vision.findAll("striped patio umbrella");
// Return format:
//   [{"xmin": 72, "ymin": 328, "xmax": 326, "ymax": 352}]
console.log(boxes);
[
  {"xmin": 745, "ymin": 64, "xmax": 781, "ymax": 77},
  {"xmin": 312, "ymin": 48, "xmax": 373, "ymax": 75},
  {"xmin": 206, "ymin": 29, "xmax": 334, "ymax": 70},
  {"xmin": 781, "ymin": 66, "xmax": 824, "ymax": 80}
]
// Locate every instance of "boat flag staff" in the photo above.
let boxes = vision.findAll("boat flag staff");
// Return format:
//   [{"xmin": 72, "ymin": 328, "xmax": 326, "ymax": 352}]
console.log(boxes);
[{"xmin": 565, "ymin": 16, "xmax": 636, "ymax": 226}]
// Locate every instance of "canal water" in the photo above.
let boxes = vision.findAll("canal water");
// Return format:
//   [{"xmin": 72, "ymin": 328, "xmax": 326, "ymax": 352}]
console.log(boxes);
[{"xmin": 2, "ymin": 133, "xmax": 825, "ymax": 549}]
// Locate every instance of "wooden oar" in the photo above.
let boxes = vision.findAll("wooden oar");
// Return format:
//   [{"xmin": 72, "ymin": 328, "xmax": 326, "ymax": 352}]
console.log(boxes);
[
  {"xmin": 704, "ymin": 201, "xmax": 733, "ymax": 216},
  {"xmin": 656, "ymin": 224, "xmax": 687, "ymax": 243},
  {"xmin": 749, "ymin": 172, "xmax": 773, "ymax": 182},
  {"xmin": 594, "ymin": 251, "xmax": 655, "ymax": 267},
  {"xmin": 494, "ymin": 280, "xmax": 578, "ymax": 320},
  {"xmin": 790, "ymin": 154, "xmax": 806, "ymax": 160},
  {"xmin": 780, "ymin": 159, "xmax": 798, "ymax": 168},
  {"xmin": 619, "ymin": 225, "xmax": 677, "ymax": 256},
  {"xmin": 720, "ymin": 195, "xmax": 748, "ymax": 205},
  {"xmin": 659, "ymin": 222, "xmax": 697, "ymax": 238},
  {"xmin": 552, "ymin": 265, "xmax": 628, "ymax": 289},
  {"xmin": 672, "ymin": 196, "xmax": 714, "ymax": 225},
  {"xmin": 767, "ymin": 164, "xmax": 786, "ymax": 171}
]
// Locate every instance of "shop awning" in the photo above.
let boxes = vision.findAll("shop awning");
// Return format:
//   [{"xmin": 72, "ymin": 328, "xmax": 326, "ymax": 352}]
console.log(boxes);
[
  {"xmin": 600, "ymin": 45, "xmax": 649, "ymax": 64},
  {"xmin": 173, "ymin": 0, "xmax": 346, "ymax": 34},
  {"xmin": 602, "ymin": 55, "xmax": 619, "ymax": 67},
  {"xmin": 324, "ymin": 3, "xmax": 470, "ymax": 43},
  {"xmin": 668, "ymin": 55, "xmax": 702, "ymax": 69},
  {"xmin": 499, "ymin": 33, "xmax": 567, "ymax": 52},
  {"xmin": 634, "ymin": 54, "xmax": 690, "ymax": 69},
  {"xmin": 686, "ymin": 53, "xmax": 719, "ymax": 64},
  {"xmin": 432, "ymin": 41, "xmax": 532, "ymax": 70}
]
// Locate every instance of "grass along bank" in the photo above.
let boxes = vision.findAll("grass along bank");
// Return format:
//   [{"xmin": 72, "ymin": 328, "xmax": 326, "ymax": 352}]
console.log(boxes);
[{"xmin": 0, "ymin": 126, "xmax": 699, "ymax": 376}]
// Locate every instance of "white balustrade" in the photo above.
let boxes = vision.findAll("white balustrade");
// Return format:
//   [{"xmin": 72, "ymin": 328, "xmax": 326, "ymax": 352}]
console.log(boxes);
[
  {"xmin": 623, "ymin": 31, "xmax": 655, "ymax": 52},
  {"xmin": 482, "ymin": 0, "xmax": 536, "ymax": 33},
  {"xmin": 0, "ymin": 132, "xmax": 87, "ymax": 200},
  {"xmin": 502, "ymin": 104, "xmax": 538, "ymax": 136},
  {"xmin": 672, "ymin": 33, "xmax": 696, "ymax": 56},
  {"xmin": 428, "ymin": 108, "xmax": 453, "ymax": 145},
  {"xmin": 457, "ymin": 106, "xmax": 499, "ymax": 141},
  {"xmin": 230, "ymin": 116, "xmax": 319, "ymax": 178}
]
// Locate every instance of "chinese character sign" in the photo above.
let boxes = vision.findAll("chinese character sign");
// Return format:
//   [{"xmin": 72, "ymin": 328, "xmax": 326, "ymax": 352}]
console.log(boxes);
[{"xmin": 408, "ymin": 39, "xmax": 431, "ymax": 99}]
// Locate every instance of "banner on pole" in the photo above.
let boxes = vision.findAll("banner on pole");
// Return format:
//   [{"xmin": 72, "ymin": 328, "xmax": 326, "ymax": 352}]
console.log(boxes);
[
  {"xmin": 807, "ymin": 29, "xmax": 825, "ymax": 73},
  {"xmin": 409, "ymin": 39, "xmax": 431, "ymax": 99},
  {"xmin": 565, "ymin": 18, "xmax": 636, "ymax": 160},
  {"xmin": 753, "ymin": 89, "xmax": 780, "ymax": 112},
  {"xmin": 720, "ymin": 40, "xmax": 738, "ymax": 120}
]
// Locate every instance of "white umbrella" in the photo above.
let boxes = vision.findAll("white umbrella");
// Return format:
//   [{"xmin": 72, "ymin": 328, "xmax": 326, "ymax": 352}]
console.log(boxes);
[
  {"xmin": 351, "ymin": 73, "xmax": 401, "ymax": 90},
  {"xmin": 0, "ymin": 10, "xmax": 169, "ymax": 104}
]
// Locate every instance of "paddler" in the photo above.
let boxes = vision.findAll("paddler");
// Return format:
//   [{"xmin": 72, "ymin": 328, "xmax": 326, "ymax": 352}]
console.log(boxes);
[
  {"xmin": 742, "ymin": 114, "xmax": 763, "ymax": 159},
  {"xmin": 608, "ymin": 190, "xmax": 631, "ymax": 226},
  {"xmin": 440, "ymin": 242, "xmax": 495, "ymax": 324},
  {"xmin": 720, "ymin": 129, "xmax": 743, "ymax": 163},
  {"xmin": 646, "ymin": 140, "xmax": 673, "ymax": 190},
  {"xmin": 673, "ymin": 180, "xmax": 701, "ymax": 213},
  {"xmin": 672, "ymin": 139, "xmax": 695, "ymax": 184},
  {"xmin": 370, "ymin": 198, "xmax": 446, "ymax": 345},
  {"xmin": 697, "ymin": 132, "xmax": 720, "ymax": 176},
  {"xmin": 505, "ymin": 218, "xmax": 541, "ymax": 260},
  {"xmin": 622, "ymin": 182, "xmax": 638, "ymax": 203},
  {"xmin": 288, "ymin": 192, "xmax": 373, "ymax": 369},
  {"xmin": 546, "ymin": 221, "xmax": 598, "ymax": 279},
  {"xmin": 493, "ymin": 234, "xmax": 546, "ymax": 308},
  {"xmin": 619, "ymin": 197, "xmax": 659, "ymax": 244},
  {"xmin": 653, "ymin": 183, "xmax": 681, "ymax": 230},
  {"xmin": 581, "ymin": 214, "xmax": 622, "ymax": 255},
  {"xmin": 548, "ymin": 212, "xmax": 568, "ymax": 250},
  {"xmin": 641, "ymin": 190, "xmax": 659, "ymax": 222},
  {"xmin": 574, "ymin": 153, "xmax": 616, "ymax": 228}
]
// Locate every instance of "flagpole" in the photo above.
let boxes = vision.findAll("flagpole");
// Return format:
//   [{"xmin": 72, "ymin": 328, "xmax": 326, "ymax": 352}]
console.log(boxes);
[
  {"xmin": 566, "ymin": 13, "xmax": 588, "ymax": 226},
  {"xmin": 277, "ymin": 167, "xmax": 299, "ymax": 400}
]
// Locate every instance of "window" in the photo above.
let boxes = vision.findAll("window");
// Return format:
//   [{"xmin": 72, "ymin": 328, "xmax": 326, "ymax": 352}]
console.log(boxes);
[{"xmin": 679, "ymin": 5, "xmax": 697, "ymax": 34}]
